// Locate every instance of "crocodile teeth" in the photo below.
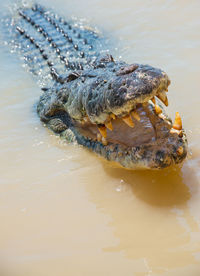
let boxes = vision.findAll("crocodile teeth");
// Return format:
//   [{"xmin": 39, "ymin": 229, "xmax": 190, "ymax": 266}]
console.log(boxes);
[
  {"xmin": 122, "ymin": 114, "xmax": 135, "ymax": 128},
  {"xmin": 105, "ymin": 121, "xmax": 113, "ymax": 131},
  {"xmin": 177, "ymin": 146, "xmax": 183, "ymax": 155},
  {"xmin": 98, "ymin": 126, "xmax": 107, "ymax": 138},
  {"xmin": 110, "ymin": 114, "xmax": 116, "ymax": 120},
  {"xmin": 158, "ymin": 113, "xmax": 166, "ymax": 120},
  {"xmin": 97, "ymin": 133, "xmax": 102, "ymax": 142},
  {"xmin": 178, "ymin": 131, "xmax": 183, "ymax": 138},
  {"xmin": 151, "ymin": 97, "xmax": 156, "ymax": 104},
  {"xmin": 154, "ymin": 104, "xmax": 162, "ymax": 115},
  {"xmin": 102, "ymin": 137, "xmax": 108, "ymax": 146},
  {"xmin": 157, "ymin": 91, "xmax": 168, "ymax": 106},
  {"xmin": 83, "ymin": 116, "xmax": 90, "ymax": 123},
  {"xmin": 131, "ymin": 110, "xmax": 140, "ymax": 121},
  {"xmin": 173, "ymin": 112, "xmax": 182, "ymax": 130},
  {"xmin": 170, "ymin": 128, "xmax": 183, "ymax": 137}
]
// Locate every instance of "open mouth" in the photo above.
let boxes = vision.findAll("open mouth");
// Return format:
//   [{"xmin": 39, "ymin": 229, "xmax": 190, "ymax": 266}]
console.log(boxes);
[
  {"xmin": 67, "ymin": 64, "xmax": 187, "ymax": 169},
  {"xmin": 75, "ymin": 101, "xmax": 182, "ymax": 147}
]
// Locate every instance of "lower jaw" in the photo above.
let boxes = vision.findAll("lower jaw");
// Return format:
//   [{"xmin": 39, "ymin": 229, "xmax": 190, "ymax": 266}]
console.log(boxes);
[{"xmin": 65, "ymin": 126, "xmax": 187, "ymax": 170}]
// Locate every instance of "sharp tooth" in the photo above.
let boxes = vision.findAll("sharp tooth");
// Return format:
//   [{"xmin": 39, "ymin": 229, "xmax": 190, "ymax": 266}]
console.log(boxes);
[
  {"xmin": 157, "ymin": 91, "xmax": 168, "ymax": 106},
  {"xmin": 98, "ymin": 126, "xmax": 107, "ymax": 138},
  {"xmin": 97, "ymin": 133, "xmax": 102, "ymax": 142},
  {"xmin": 105, "ymin": 121, "xmax": 113, "ymax": 131},
  {"xmin": 178, "ymin": 130, "xmax": 183, "ymax": 137},
  {"xmin": 158, "ymin": 113, "xmax": 166, "ymax": 120},
  {"xmin": 102, "ymin": 137, "xmax": 108, "ymax": 146},
  {"xmin": 110, "ymin": 114, "xmax": 116, "ymax": 120},
  {"xmin": 83, "ymin": 116, "xmax": 89, "ymax": 123},
  {"xmin": 151, "ymin": 97, "xmax": 156, "ymax": 104},
  {"xmin": 177, "ymin": 146, "xmax": 183, "ymax": 156},
  {"xmin": 122, "ymin": 114, "xmax": 135, "ymax": 128},
  {"xmin": 170, "ymin": 129, "xmax": 183, "ymax": 137},
  {"xmin": 131, "ymin": 110, "xmax": 140, "ymax": 121},
  {"xmin": 173, "ymin": 112, "xmax": 182, "ymax": 130},
  {"xmin": 154, "ymin": 104, "xmax": 162, "ymax": 114},
  {"xmin": 164, "ymin": 97, "xmax": 168, "ymax": 106}
]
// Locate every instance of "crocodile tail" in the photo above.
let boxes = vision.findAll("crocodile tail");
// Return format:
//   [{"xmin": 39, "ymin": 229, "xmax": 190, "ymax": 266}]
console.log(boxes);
[{"xmin": 3, "ymin": 3, "xmax": 102, "ymax": 88}]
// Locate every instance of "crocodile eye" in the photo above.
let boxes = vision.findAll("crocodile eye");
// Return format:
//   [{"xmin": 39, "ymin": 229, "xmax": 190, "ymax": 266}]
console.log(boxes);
[
  {"xmin": 116, "ymin": 64, "xmax": 139, "ymax": 76},
  {"xmin": 67, "ymin": 72, "xmax": 80, "ymax": 82}
]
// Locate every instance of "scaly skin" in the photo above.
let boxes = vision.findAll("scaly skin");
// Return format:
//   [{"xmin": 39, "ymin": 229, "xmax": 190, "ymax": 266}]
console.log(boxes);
[{"xmin": 5, "ymin": 3, "xmax": 187, "ymax": 169}]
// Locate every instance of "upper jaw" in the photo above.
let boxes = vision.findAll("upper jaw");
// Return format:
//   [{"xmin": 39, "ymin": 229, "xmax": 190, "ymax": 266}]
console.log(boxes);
[
  {"xmin": 106, "ymin": 64, "xmax": 170, "ymax": 119},
  {"xmin": 65, "ymin": 63, "xmax": 171, "ymax": 125}
]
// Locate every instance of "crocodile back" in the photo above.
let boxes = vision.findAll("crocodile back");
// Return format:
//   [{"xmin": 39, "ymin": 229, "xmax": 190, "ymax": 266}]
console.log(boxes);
[{"xmin": 3, "ymin": 3, "xmax": 108, "ymax": 88}]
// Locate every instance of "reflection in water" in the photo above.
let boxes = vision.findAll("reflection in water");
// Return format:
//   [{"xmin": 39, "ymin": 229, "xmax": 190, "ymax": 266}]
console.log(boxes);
[
  {"xmin": 83, "ymin": 160, "xmax": 200, "ymax": 274},
  {"xmin": 103, "ymin": 165, "xmax": 190, "ymax": 206}
]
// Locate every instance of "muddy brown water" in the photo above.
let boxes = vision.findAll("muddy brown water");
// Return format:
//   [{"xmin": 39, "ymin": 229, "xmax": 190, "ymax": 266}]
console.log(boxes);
[{"xmin": 0, "ymin": 0, "xmax": 200, "ymax": 275}]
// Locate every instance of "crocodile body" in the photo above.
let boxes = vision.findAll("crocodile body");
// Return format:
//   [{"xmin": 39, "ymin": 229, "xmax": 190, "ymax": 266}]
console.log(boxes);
[{"xmin": 4, "ymin": 3, "xmax": 187, "ymax": 169}]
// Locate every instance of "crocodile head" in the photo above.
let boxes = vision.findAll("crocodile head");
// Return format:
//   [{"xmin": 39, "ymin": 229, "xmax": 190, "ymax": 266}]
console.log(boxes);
[{"xmin": 38, "ymin": 57, "xmax": 187, "ymax": 169}]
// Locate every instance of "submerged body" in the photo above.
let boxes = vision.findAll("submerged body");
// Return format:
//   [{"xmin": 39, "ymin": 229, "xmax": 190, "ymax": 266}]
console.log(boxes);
[{"xmin": 5, "ymin": 3, "xmax": 187, "ymax": 169}]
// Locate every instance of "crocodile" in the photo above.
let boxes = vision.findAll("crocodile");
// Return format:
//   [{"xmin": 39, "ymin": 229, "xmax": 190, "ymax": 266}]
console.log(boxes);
[{"xmin": 4, "ymin": 3, "xmax": 187, "ymax": 169}]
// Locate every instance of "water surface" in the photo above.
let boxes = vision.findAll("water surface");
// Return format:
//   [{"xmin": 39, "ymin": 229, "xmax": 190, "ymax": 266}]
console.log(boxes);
[{"xmin": 0, "ymin": 0, "xmax": 200, "ymax": 275}]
